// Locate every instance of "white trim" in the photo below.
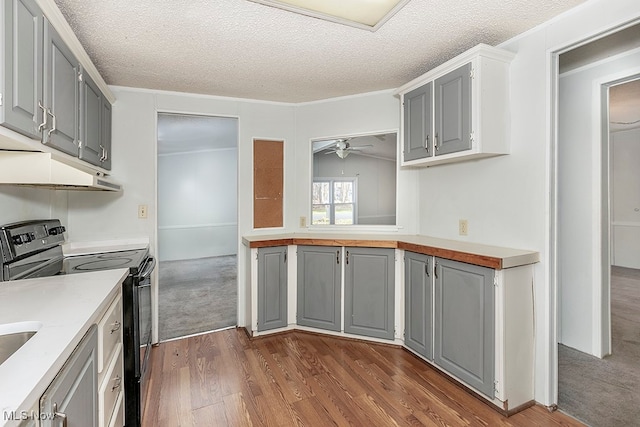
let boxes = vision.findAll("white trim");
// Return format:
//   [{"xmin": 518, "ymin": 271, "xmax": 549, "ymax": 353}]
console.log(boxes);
[
  {"xmin": 559, "ymin": 46, "xmax": 640, "ymax": 78},
  {"xmin": 295, "ymin": 88, "xmax": 396, "ymax": 106},
  {"xmin": 612, "ymin": 221, "xmax": 640, "ymax": 227}
]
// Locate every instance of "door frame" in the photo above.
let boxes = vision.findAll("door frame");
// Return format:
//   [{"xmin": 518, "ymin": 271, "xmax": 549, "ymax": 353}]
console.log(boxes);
[{"xmin": 548, "ymin": 19, "xmax": 640, "ymax": 405}]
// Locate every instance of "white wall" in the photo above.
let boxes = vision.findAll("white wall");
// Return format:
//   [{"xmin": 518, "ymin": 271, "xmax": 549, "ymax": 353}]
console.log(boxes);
[
  {"xmin": 157, "ymin": 148, "xmax": 238, "ymax": 261},
  {"xmin": 0, "ymin": 187, "xmax": 67, "ymax": 226},
  {"xmin": 557, "ymin": 49, "xmax": 640, "ymax": 353},
  {"xmin": 295, "ymin": 91, "xmax": 418, "ymax": 233},
  {"xmin": 612, "ymin": 127, "xmax": 640, "ymax": 268}
]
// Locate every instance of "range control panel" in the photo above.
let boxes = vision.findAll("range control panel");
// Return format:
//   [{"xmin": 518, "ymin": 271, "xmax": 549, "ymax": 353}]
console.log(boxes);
[{"xmin": 0, "ymin": 219, "xmax": 66, "ymax": 262}]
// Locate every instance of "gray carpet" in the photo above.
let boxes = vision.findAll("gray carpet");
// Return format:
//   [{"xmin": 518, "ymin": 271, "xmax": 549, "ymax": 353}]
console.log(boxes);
[
  {"xmin": 558, "ymin": 266, "xmax": 640, "ymax": 426},
  {"xmin": 158, "ymin": 255, "xmax": 237, "ymax": 341}
]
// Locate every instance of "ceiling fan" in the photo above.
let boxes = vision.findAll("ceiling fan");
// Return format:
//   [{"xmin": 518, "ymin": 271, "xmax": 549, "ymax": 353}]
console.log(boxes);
[{"xmin": 325, "ymin": 138, "xmax": 373, "ymax": 159}]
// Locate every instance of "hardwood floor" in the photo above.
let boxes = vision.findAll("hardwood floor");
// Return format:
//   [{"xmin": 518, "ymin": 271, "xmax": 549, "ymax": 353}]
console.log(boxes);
[{"xmin": 143, "ymin": 329, "xmax": 584, "ymax": 427}]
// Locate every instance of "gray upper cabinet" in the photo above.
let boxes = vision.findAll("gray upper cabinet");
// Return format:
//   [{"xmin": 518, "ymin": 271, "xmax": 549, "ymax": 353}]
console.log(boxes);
[
  {"xmin": 397, "ymin": 44, "xmax": 514, "ymax": 167},
  {"xmin": 404, "ymin": 251, "xmax": 432, "ymax": 360},
  {"xmin": 344, "ymin": 247, "xmax": 395, "ymax": 340},
  {"xmin": 297, "ymin": 246, "xmax": 341, "ymax": 331},
  {"xmin": 43, "ymin": 18, "xmax": 79, "ymax": 156},
  {"xmin": 257, "ymin": 246, "xmax": 288, "ymax": 331},
  {"xmin": 434, "ymin": 63, "xmax": 471, "ymax": 156},
  {"xmin": 40, "ymin": 325, "xmax": 98, "ymax": 427},
  {"xmin": 434, "ymin": 257, "xmax": 494, "ymax": 398},
  {"xmin": 1, "ymin": 0, "xmax": 43, "ymax": 139},
  {"xmin": 100, "ymin": 96, "xmax": 112, "ymax": 170},
  {"xmin": 80, "ymin": 70, "xmax": 111, "ymax": 168},
  {"xmin": 403, "ymin": 82, "xmax": 432, "ymax": 161}
]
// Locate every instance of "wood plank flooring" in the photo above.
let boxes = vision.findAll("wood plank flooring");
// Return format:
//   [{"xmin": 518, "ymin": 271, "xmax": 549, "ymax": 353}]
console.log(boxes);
[{"xmin": 143, "ymin": 329, "xmax": 584, "ymax": 427}]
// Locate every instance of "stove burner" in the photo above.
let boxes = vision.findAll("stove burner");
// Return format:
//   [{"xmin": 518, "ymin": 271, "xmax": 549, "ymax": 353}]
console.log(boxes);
[{"xmin": 72, "ymin": 257, "xmax": 134, "ymax": 271}]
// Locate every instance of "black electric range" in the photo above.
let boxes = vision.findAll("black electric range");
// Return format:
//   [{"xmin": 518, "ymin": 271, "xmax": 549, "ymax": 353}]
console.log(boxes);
[{"xmin": 0, "ymin": 219, "xmax": 154, "ymax": 427}]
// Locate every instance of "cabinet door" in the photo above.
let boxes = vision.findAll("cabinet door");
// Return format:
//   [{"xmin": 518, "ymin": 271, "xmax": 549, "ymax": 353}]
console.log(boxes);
[
  {"xmin": 297, "ymin": 246, "xmax": 341, "ymax": 331},
  {"xmin": 403, "ymin": 82, "xmax": 432, "ymax": 161},
  {"xmin": 100, "ymin": 97, "xmax": 112, "ymax": 170},
  {"xmin": 434, "ymin": 258, "xmax": 494, "ymax": 398},
  {"xmin": 43, "ymin": 18, "xmax": 79, "ymax": 156},
  {"xmin": 79, "ymin": 71, "xmax": 103, "ymax": 166},
  {"xmin": 404, "ymin": 252, "xmax": 432, "ymax": 359},
  {"xmin": 1, "ymin": 0, "xmax": 43, "ymax": 139},
  {"xmin": 257, "ymin": 246, "xmax": 287, "ymax": 331},
  {"xmin": 41, "ymin": 325, "xmax": 98, "ymax": 427},
  {"xmin": 434, "ymin": 63, "xmax": 471, "ymax": 156},
  {"xmin": 344, "ymin": 247, "xmax": 394, "ymax": 339}
]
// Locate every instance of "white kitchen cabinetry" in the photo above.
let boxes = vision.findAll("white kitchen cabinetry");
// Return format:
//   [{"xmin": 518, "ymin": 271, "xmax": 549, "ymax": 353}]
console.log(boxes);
[
  {"xmin": 397, "ymin": 44, "xmax": 514, "ymax": 167},
  {"xmin": 97, "ymin": 293, "xmax": 124, "ymax": 427}
]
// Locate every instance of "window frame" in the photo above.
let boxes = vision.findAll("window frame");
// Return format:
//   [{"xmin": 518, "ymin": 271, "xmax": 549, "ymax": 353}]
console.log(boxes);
[{"xmin": 312, "ymin": 177, "xmax": 358, "ymax": 225}]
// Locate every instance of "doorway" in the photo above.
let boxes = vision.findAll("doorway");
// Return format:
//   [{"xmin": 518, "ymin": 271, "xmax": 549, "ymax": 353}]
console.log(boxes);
[
  {"xmin": 555, "ymin": 26, "xmax": 640, "ymax": 425},
  {"xmin": 156, "ymin": 113, "xmax": 239, "ymax": 341}
]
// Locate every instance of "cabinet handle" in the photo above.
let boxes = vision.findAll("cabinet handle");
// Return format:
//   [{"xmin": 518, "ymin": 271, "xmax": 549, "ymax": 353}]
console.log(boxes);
[
  {"xmin": 46, "ymin": 109, "xmax": 56, "ymax": 138},
  {"xmin": 53, "ymin": 402, "xmax": 68, "ymax": 427},
  {"xmin": 111, "ymin": 375, "xmax": 122, "ymax": 392},
  {"xmin": 346, "ymin": 250, "xmax": 349, "ymax": 265},
  {"xmin": 425, "ymin": 135, "xmax": 430, "ymax": 153},
  {"xmin": 434, "ymin": 133, "xmax": 439, "ymax": 151},
  {"xmin": 99, "ymin": 144, "xmax": 106, "ymax": 162},
  {"xmin": 37, "ymin": 101, "xmax": 47, "ymax": 132},
  {"xmin": 337, "ymin": 250, "xmax": 340, "ymax": 264},
  {"xmin": 110, "ymin": 320, "xmax": 121, "ymax": 334},
  {"xmin": 425, "ymin": 262, "xmax": 430, "ymax": 277},
  {"xmin": 284, "ymin": 251, "xmax": 287, "ymax": 263},
  {"xmin": 434, "ymin": 262, "xmax": 438, "ymax": 279}
]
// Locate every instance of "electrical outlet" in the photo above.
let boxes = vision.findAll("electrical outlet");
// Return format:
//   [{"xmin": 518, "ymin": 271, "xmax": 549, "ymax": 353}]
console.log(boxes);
[
  {"xmin": 459, "ymin": 219, "xmax": 468, "ymax": 236},
  {"xmin": 138, "ymin": 205, "xmax": 148, "ymax": 219},
  {"xmin": 299, "ymin": 216, "xmax": 307, "ymax": 228}
]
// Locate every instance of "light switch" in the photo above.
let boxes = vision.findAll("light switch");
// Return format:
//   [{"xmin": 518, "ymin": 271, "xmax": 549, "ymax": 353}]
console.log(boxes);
[{"xmin": 138, "ymin": 205, "xmax": 148, "ymax": 219}]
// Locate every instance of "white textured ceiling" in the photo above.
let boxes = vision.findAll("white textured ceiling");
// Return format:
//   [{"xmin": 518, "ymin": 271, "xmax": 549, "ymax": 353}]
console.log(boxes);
[{"xmin": 53, "ymin": 0, "xmax": 586, "ymax": 103}]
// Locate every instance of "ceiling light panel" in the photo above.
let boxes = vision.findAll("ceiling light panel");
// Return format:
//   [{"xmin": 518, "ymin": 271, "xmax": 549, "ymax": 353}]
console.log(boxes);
[{"xmin": 248, "ymin": 0, "xmax": 411, "ymax": 31}]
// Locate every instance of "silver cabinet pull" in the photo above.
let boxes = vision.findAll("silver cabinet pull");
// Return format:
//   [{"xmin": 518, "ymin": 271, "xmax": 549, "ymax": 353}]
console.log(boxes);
[
  {"xmin": 110, "ymin": 320, "xmax": 121, "ymax": 334},
  {"xmin": 37, "ymin": 101, "xmax": 47, "ymax": 132},
  {"xmin": 434, "ymin": 261, "xmax": 438, "ymax": 279},
  {"xmin": 336, "ymin": 250, "xmax": 340, "ymax": 264},
  {"xmin": 46, "ymin": 109, "xmax": 56, "ymax": 138},
  {"xmin": 99, "ymin": 144, "xmax": 106, "ymax": 162},
  {"xmin": 425, "ymin": 135, "xmax": 430, "ymax": 153},
  {"xmin": 111, "ymin": 375, "xmax": 122, "ymax": 392},
  {"xmin": 53, "ymin": 402, "xmax": 68, "ymax": 427},
  {"xmin": 346, "ymin": 250, "xmax": 349, "ymax": 265},
  {"xmin": 434, "ymin": 133, "xmax": 439, "ymax": 151}
]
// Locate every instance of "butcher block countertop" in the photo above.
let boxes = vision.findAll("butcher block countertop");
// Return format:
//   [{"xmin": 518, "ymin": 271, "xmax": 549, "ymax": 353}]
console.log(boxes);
[{"xmin": 242, "ymin": 233, "xmax": 539, "ymax": 269}]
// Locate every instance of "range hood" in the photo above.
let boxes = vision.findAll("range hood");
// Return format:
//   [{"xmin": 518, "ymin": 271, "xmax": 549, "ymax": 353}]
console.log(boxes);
[{"xmin": 0, "ymin": 151, "xmax": 122, "ymax": 191}]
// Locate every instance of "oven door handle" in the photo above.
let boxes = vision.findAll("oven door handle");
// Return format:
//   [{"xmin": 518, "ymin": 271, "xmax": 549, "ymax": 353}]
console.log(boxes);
[{"xmin": 137, "ymin": 256, "xmax": 156, "ymax": 280}]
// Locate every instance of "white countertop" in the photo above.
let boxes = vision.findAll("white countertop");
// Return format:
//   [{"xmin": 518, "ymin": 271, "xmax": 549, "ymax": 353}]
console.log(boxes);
[
  {"xmin": 62, "ymin": 237, "xmax": 150, "ymax": 256},
  {"xmin": 0, "ymin": 269, "xmax": 128, "ymax": 426}
]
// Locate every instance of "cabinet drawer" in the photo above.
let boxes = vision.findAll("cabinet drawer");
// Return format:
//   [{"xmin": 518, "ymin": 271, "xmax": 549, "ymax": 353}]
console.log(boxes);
[
  {"xmin": 107, "ymin": 388, "xmax": 124, "ymax": 427},
  {"xmin": 98, "ymin": 293, "xmax": 122, "ymax": 373},
  {"xmin": 99, "ymin": 344, "xmax": 123, "ymax": 427}
]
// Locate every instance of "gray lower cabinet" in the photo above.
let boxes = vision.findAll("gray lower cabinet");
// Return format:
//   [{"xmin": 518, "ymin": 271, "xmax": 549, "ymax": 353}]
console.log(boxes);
[
  {"xmin": 404, "ymin": 251, "xmax": 432, "ymax": 360},
  {"xmin": 1, "ymin": 0, "xmax": 43, "ymax": 139},
  {"xmin": 403, "ymin": 82, "xmax": 432, "ymax": 161},
  {"xmin": 434, "ymin": 63, "xmax": 471, "ymax": 156},
  {"xmin": 79, "ymin": 70, "xmax": 111, "ymax": 169},
  {"xmin": 434, "ymin": 257, "xmax": 494, "ymax": 398},
  {"xmin": 40, "ymin": 324, "xmax": 98, "ymax": 427},
  {"xmin": 257, "ymin": 246, "xmax": 287, "ymax": 331},
  {"xmin": 344, "ymin": 247, "xmax": 394, "ymax": 339},
  {"xmin": 43, "ymin": 18, "xmax": 79, "ymax": 156},
  {"xmin": 297, "ymin": 245, "xmax": 341, "ymax": 331}
]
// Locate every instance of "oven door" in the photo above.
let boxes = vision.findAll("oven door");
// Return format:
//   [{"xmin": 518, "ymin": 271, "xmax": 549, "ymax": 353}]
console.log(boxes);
[{"xmin": 135, "ymin": 256, "xmax": 155, "ymax": 387}]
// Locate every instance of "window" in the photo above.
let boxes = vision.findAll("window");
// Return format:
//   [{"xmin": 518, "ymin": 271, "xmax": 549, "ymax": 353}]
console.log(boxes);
[{"xmin": 312, "ymin": 178, "xmax": 357, "ymax": 225}]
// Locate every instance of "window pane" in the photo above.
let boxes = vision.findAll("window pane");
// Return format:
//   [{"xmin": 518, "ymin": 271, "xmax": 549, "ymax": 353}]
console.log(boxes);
[
  {"xmin": 334, "ymin": 181, "xmax": 353, "ymax": 203},
  {"xmin": 312, "ymin": 182, "xmax": 330, "ymax": 204},
  {"xmin": 334, "ymin": 204, "xmax": 354, "ymax": 225},
  {"xmin": 312, "ymin": 204, "xmax": 331, "ymax": 225}
]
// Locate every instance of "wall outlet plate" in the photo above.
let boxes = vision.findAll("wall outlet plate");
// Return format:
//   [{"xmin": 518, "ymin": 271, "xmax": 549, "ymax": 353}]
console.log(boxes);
[
  {"xmin": 459, "ymin": 219, "xmax": 468, "ymax": 236},
  {"xmin": 299, "ymin": 216, "xmax": 307, "ymax": 227},
  {"xmin": 138, "ymin": 205, "xmax": 148, "ymax": 219}
]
